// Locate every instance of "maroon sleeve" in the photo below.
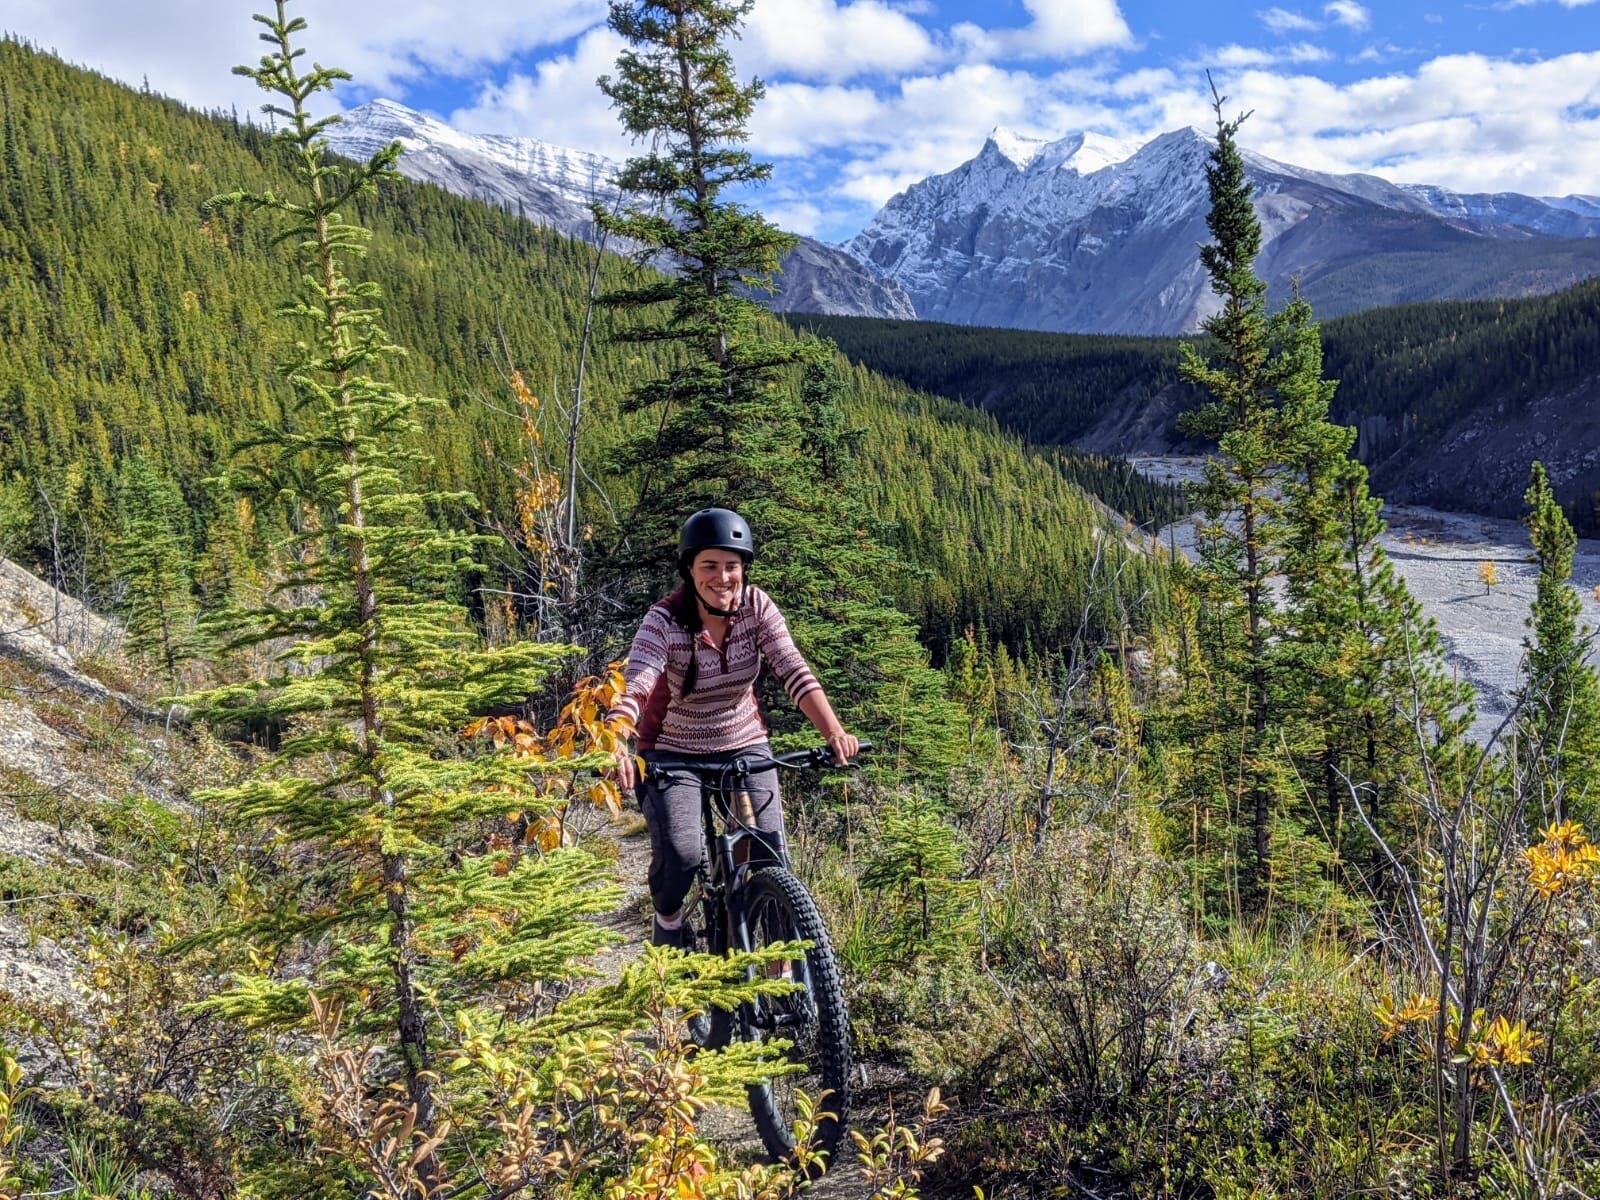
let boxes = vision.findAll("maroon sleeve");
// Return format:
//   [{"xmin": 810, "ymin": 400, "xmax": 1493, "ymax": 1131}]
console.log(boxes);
[{"xmin": 607, "ymin": 606, "xmax": 675, "ymax": 728}]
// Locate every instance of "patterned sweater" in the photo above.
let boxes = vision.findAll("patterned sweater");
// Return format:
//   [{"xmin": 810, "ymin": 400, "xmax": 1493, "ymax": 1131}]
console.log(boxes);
[{"xmin": 607, "ymin": 585, "xmax": 822, "ymax": 754}]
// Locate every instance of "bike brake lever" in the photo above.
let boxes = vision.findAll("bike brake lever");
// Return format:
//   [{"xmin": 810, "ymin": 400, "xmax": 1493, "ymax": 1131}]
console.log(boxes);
[{"xmin": 815, "ymin": 743, "xmax": 871, "ymax": 769}]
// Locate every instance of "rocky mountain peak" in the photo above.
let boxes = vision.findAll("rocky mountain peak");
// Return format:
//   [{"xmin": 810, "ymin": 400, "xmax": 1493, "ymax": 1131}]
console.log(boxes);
[
  {"xmin": 847, "ymin": 122, "xmax": 1600, "ymax": 335},
  {"xmin": 982, "ymin": 126, "xmax": 1139, "ymax": 175},
  {"xmin": 324, "ymin": 100, "xmax": 915, "ymax": 320}
]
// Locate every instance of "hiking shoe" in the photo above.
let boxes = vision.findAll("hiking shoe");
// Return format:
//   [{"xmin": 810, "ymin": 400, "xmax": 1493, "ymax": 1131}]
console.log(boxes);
[{"xmin": 652, "ymin": 917, "xmax": 694, "ymax": 950}]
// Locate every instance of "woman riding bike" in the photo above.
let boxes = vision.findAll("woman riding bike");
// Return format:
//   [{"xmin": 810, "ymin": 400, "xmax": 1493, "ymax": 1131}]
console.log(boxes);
[{"xmin": 607, "ymin": 507, "xmax": 859, "ymax": 948}]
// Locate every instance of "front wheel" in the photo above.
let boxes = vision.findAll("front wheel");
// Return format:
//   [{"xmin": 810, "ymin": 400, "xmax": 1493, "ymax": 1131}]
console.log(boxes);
[{"xmin": 741, "ymin": 865, "xmax": 852, "ymax": 1170}]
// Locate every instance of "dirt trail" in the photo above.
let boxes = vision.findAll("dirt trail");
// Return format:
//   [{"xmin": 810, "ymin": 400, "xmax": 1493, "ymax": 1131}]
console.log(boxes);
[{"xmin": 574, "ymin": 807, "xmax": 880, "ymax": 1198}]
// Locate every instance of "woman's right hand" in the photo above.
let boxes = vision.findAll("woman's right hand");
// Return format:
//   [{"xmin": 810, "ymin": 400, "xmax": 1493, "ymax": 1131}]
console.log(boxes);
[{"xmin": 614, "ymin": 744, "xmax": 638, "ymax": 792}]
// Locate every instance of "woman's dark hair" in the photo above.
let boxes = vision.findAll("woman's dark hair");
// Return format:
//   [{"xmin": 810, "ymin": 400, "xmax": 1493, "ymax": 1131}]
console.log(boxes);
[{"xmin": 662, "ymin": 584, "xmax": 704, "ymax": 697}]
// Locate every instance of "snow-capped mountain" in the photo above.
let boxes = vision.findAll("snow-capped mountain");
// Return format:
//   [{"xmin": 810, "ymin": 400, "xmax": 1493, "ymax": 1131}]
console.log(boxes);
[
  {"xmin": 323, "ymin": 100, "xmax": 915, "ymax": 320},
  {"xmin": 1401, "ymin": 185, "xmax": 1600, "ymax": 238},
  {"xmin": 847, "ymin": 125, "xmax": 1600, "ymax": 335}
]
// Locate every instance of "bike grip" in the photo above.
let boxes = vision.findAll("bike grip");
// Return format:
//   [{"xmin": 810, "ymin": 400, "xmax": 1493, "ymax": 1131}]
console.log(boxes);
[{"xmin": 820, "ymin": 738, "xmax": 872, "ymax": 767}]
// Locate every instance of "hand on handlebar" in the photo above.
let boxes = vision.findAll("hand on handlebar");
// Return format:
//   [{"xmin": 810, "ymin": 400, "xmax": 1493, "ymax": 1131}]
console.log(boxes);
[{"xmin": 823, "ymin": 729, "xmax": 860, "ymax": 766}]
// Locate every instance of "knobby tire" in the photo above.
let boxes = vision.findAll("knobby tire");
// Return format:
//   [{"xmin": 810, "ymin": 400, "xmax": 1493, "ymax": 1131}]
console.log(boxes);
[{"xmin": 742, "ymin": 865, "xmax": 852, "ymax": 1170}]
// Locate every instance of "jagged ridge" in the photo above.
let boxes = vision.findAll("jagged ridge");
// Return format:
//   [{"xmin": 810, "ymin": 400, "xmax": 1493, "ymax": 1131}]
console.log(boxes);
[
  {"xmin": 324, "ymin": 100, "xmax": 917, "ymax": 321},
  {"xmin": 846, "ymin": 124, "xmax": 1600, "ymax": 335}
]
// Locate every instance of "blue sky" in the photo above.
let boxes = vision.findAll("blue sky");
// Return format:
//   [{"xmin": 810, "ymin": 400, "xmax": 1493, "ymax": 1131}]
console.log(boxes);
[{"xmin": 5, "ymin": 0, "xmax": 1598, "ymax": 242}]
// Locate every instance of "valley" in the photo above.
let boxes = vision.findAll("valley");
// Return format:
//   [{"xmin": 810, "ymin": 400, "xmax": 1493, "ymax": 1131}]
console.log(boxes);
[
  {"xmin": 1136, "ymin": 456, "xmax": 1600, "ymax": 745},
  {"xmin": 3, "ymin": 4, "xmax": 1600, "ymax": 1193}
]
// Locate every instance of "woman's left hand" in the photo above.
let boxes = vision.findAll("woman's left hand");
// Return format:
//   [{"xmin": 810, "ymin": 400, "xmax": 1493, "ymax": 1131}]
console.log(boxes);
[{"xmin": 824, "ymin": 729, "xmax": 860, "ymax": 765}]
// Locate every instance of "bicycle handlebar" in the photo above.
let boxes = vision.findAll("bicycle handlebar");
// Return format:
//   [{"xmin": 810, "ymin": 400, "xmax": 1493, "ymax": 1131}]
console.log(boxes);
[{"xmin": 645, "ymin": 740, "xmax": 873, "ymax": 779}]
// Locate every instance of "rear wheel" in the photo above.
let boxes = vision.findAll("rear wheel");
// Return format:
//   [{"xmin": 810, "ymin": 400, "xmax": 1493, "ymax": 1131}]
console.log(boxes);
[{"xmin": 741, "ymin": 866, "xmax": 851, "ymax": 1171}]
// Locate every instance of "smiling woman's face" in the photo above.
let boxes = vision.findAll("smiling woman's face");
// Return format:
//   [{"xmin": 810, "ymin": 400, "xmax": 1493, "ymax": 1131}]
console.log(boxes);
[{"xmin": 690, "ymin": 549, "xmax": 745, "ymax": 611}]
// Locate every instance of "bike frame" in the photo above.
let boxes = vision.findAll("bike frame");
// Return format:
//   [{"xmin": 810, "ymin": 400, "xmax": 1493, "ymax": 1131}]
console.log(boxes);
[{"xmin": 643, "ymin": 746, "xmax": 861, "ymax": 1036}]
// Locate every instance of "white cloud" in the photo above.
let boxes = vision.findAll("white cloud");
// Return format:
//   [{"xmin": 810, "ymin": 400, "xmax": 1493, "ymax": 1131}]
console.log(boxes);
[
  {"xmin": 762, "ymin": 199, "xmax": 825, "ymax": 235},
  {"xmin": 1209, "ymin": 44, "xmax": 1280, "ymax": 67},
  {"xmin": 1497, "ymin": 0, "xmax": 1596, "ymax": 6},
  {"xmin": 952, "ymin": 0, "xmax": 1134, "ymax": 61},
  {"xmin": 1258, "ymin": 7, "xmax": 1322, "ymax": 34},
  {"xmin": 449, "ymin": 27, "xmax": 635, "ymax": 163},
  {"xmin": 742, "ymin": 0, "xmax": 938, "ymax": 81},
  {"xmin": 1201, "ymin": 42, "xmax": 1332, "ymax": 68},
  {"xmin": 1287, "ymin": 42, "xmax": 1335, "ymax": 62},
  {"xmin": 751, "ymin": 82, "xmax": 887, "ymax": 155},
  {"xmin": 1353, "ymin": 40, "xmax": 1411, "ymax": 63},
  {"xmin": 1215, "ymin": 51, "xmax": 1600, "ymax": 198},
  {"xmin": 0, "ymin": 0, "xmax": 606, "ymax": 115},
  {"xmin": 1323, "ymin": 0, "xmax": 1372, "ymax": 29}
]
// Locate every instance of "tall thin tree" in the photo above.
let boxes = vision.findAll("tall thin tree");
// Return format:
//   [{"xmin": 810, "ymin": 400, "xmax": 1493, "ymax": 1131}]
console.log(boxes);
[
  {"xmin": 188, "ymin": 5, "xmax": 610, "ymax": 1187},
  {"xmin": 1176, "ymin": 82, "xmax": 1296, "ymax": 891},
  {"xmin": 1521, "ymin": 459, "xmax": 1600, "ymax": 818},
  {"xmin": 597, "ymin": 0, "xmax": 807, "ymax": 596}
]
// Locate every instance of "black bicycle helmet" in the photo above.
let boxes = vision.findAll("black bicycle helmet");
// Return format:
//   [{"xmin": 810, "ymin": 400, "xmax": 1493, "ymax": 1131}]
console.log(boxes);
[{"xmin": 677, "ymin": 508, "xmax": 754, "ymax": 570}]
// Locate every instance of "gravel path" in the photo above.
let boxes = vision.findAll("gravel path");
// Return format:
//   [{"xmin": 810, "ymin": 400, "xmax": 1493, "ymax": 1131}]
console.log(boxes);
[
  {"xmin": 574, "ymin": 804, "xmax": 880, "ymax": 1197},
  {"xmin": 1134, "ymin": 456, "xmax": 1600, "ymax": 744}
]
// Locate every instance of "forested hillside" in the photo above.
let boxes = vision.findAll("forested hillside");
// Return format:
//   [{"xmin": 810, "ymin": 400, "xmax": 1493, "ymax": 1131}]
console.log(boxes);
[
  {"xmin": 0, "ymin": 36, "xmax": 1169, "ymax": 654},
  {"xmin": 9, "ymin": 8, "xmax": 1600, "ymax": 1199},
  {"xmin": 798, "ymin": 276, "xmax": 1600, "ymax": 528},
  {"xmin": 785, "ymin": 314, "xmax": 1191, "ymax": 446}
]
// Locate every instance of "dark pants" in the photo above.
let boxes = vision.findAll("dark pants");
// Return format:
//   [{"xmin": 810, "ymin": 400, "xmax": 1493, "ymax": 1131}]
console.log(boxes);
[{"xmin": 638, "ymin": 742, "xmax": 787, "ymax": 918}]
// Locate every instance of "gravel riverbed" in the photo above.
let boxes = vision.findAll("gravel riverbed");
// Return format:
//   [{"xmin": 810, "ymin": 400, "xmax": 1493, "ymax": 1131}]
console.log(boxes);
[{"xmin": 1132, "ymin": 456, "xmax": 1600, "ymax": 745}]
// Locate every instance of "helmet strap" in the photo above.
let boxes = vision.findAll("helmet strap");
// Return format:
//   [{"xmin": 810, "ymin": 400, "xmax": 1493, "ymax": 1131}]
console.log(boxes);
[{"xmin": 692, "ymin": 577, "xmax": 746, "ymax": 619}]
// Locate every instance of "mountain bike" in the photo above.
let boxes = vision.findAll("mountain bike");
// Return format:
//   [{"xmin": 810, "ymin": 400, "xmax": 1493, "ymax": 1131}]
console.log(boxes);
[{"xmin": 641, "ymin": 743, "xmax": 869, "ymax": 1168}]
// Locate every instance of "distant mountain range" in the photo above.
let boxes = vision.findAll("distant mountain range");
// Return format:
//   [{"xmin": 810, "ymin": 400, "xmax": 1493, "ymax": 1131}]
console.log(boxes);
[
  {"xmin": 847, "ymin": 126, "xmax": 1600, "ymax": 335},
  {"xmin": 322, "ymin": 100, "xmax": 916, "ymax": 321},
  {"xmin": 331, "ymin": 101, "xmax": 1600, "ymax": 337}
]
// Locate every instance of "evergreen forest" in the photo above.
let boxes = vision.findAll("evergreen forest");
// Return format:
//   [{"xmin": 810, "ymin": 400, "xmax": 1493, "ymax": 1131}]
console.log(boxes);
[
  {"xmin": 0, "ymin": 33, "xmax": 1165, "ymax": 660},
  {"xmin": 1, "ymin": 6, "xmax": 1599, "ymax": 1200},
  {"xmin": 799, "ymin": 272, "xmax": 1600, "ymax": 529}
]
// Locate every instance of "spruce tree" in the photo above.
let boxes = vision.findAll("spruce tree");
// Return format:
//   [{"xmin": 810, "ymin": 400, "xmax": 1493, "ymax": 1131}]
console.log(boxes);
[
  {"xmin": 186, "ymin": 4, "xmax": 614, "ymax": 1181},
  {"xmin": 115, "ymin": 456, "xmax": 200, "ymax": 691},
  {"xmin": 1175, "ymin": 87, "xmax": 1296, "ymax": 891},
  {"xmin": 860, "ymin": 793, "xmax": 976, "ymax": 962},
  {"xmin": 597, "ymin": 0, "xmax": 807, "ymax": 598},
  {"xmin": 596, "ymin": 3, "xmax": 966, "ymax": 768},
  {"xmin": 1278, "ymin": 297, "xmax": 1471, "ymax": 852},
  {"xmin": 750, "ymin": 346, "xmax": 967, "ymax": 770},
  {"xmin": 1521, "ymin": 460, "xmax": 1600, "ymax": 816}
]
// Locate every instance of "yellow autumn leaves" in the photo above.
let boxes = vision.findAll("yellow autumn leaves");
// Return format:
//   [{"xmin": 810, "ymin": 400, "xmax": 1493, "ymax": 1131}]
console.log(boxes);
[
  {"xmin": 463, "ymin": 662, "xmax": 632, "ymax": 851},
  {"xmin": 1523, "ymin": 819, "xmax": 1600, "ymax": 899},
  {"xmin": 1376, "ymin": 993, "xmax": 1543, "ymax": 1070},
  {"xmin": 1374, "ymin": 991, "xmax": 1440, "ymax": 1042},
  {"xmin": 1372, "ymin": 819, "xmax": 1599, "ymax": 1075}
]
